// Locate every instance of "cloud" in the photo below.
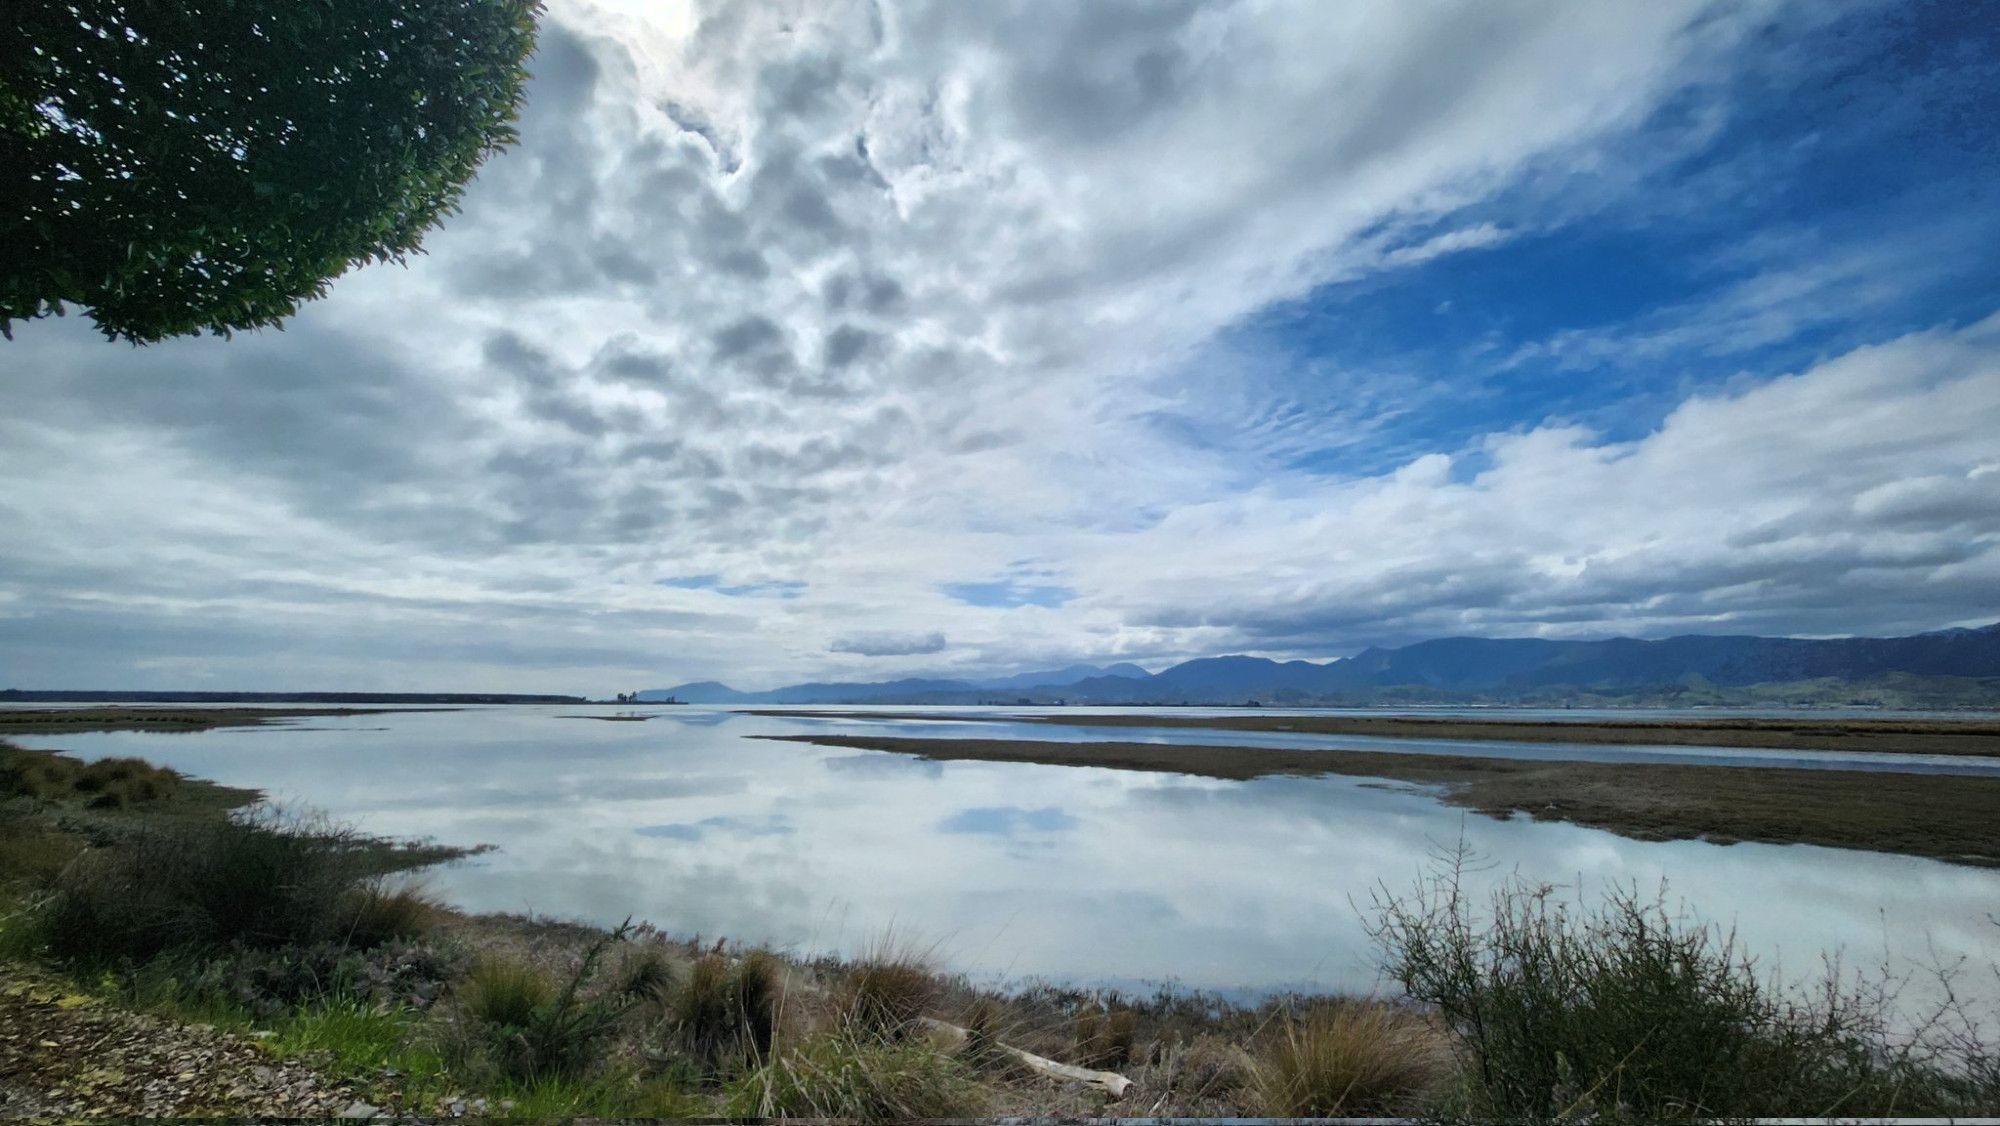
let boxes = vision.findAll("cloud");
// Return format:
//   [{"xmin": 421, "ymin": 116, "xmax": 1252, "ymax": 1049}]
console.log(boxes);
[
  {"xmin": 1083, "ymin": 316, "xmax": 2000, "ymax": 651},
  {"xmin": 829, "ymin": 632, "xmax": 948, "ymax": 657},
  {"xmin": 1, "ymin": 0, "xmax": 1993, "ymax": 692},
  {"xmin": 936, "ymin": 806, "xmax": 1080, "ymax": 836}
]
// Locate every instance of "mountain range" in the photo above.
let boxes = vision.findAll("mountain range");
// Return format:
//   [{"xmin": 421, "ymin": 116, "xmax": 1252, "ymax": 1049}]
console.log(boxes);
[{"xmin": 641, "ymin": 622, "xmax": 2000, "ymax": 706}]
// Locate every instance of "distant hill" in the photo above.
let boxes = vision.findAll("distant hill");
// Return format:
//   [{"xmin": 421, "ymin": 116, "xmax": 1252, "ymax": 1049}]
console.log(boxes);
[
  {"xmin": 642, "ymin": 622, "xmax": 2000, "ymax": 707},
  {"xmin": 640, "ymin": 662, "xmax": 1148, "ymax": 704}
]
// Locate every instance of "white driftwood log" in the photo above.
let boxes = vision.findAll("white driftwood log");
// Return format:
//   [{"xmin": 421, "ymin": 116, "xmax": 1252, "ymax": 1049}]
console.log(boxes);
[{"xmin": 917, "ymin": 1017, "xmax": 1134, "ymax": 1099}]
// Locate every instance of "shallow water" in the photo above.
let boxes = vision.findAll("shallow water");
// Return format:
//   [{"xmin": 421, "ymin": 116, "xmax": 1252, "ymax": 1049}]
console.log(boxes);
[{"xmin": 14, "ymin": 705, "xmax": 2000, "ymax": 1007}]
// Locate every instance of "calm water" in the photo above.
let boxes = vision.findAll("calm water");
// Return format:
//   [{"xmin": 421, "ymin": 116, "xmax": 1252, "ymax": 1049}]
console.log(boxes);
[{"xmin": 14, "ymin": 705, "xmax": 2000, "ymax": 1006}]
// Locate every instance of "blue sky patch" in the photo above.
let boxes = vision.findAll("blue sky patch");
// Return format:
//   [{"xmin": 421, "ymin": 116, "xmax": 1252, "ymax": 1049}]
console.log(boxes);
[{"xmin": 943, "ymin": 581, "xmax": 1075, "ymax": 609}]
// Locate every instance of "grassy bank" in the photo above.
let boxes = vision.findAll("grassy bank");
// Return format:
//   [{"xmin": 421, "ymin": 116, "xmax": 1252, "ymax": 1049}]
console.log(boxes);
[
  {"xmin": 747, "ymin": 708, "xmax": 2000, "ymax": 756},
  {"xmin": 3, "ymin": 739, "xmax": 1996, "ymax": 1118},
  {"xmin": 765, "ymin": 733, "xmax": 2000, "ymax": 866}
]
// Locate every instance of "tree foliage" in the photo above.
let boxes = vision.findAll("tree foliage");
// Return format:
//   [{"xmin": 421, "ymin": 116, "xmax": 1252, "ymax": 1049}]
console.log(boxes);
[{"xmin": 1, "ymin": 0, "xmax": 541, "ymax": 343}]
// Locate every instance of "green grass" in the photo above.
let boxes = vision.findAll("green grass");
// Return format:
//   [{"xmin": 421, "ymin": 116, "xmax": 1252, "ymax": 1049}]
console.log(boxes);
[
  {"xmin": 269, "ymin": 996, "xmax": 415, "ymax": 1072},
  {"xmin": 267, "ymin": 1000, "xmax": 453, "ymax": 1108}
]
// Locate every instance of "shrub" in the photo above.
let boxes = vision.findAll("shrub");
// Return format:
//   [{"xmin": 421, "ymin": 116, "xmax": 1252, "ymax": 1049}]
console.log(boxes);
[
  {"xmin": 37, "ymin": 809, "xmax": 437, "ymax": 964},
  {"xmin": 1252, "ymin": 1003, "xmax": 1444, "ymax": 1116},
  {"xmin": 727, "ymin": 1030, "xmax": 988, "ymax": 1120},
  {"xmin": 0, "ymin": 822, "xmax": 82, "ymax": 891},
  {"xmin": 1369, "ymin": 854, "xmax": 1978, "ymax": 1119},
  {"xmin": 102, "ymin": 934, "xmax": 465, "ymax": 1025},
  {"xmin": 0, "ymin": 747, "xmax": 181, "ymax": 806}
]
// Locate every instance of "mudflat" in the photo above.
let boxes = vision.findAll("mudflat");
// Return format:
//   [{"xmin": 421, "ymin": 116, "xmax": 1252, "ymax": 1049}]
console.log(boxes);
[
  {"xmin": 762, "ymin": 733, "xmax": 2000, "ymax": 867},
  {"xmin": 745, "ymin": 709, "xmax": 2000, "ymax": 756},
  {"xmin": 0, "ymin": 706, "xmax": 413, "ymax": 735}
]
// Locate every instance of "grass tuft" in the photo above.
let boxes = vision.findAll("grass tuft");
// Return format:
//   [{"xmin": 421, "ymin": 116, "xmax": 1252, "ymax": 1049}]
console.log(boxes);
[
  {"xmin": 669, "ymin": 950, "xmax": 784, "ymax": 1072},
  {"xmin": 1252, "ymin": 1003, "xmax": 1444, "ymax": 1116},
  {"xmin": 728, "ymin": 1029, "xmax": 989, "ymax": 1119},
  {"xmin": 342, "ymin": 882, "xmax": 443, "ymax": 948},
  {"xmin": 462, "ymin": 957, "xmax": 555, "ymax": 1030},
  {"xmin": 1158, "ymin": 1034, "xmax": 1256, "ymax": 1103},
  {"xmin": 451, "ymin": 925, "xmax": 640, "ymax": 1084},
  {"xmin": 1073, "ymin": 1003, "xmax": 1141, "ymax": 1070},
  {"xmin": 840, "ymin": 939, "xmax": 939, "ymax": 1040}
]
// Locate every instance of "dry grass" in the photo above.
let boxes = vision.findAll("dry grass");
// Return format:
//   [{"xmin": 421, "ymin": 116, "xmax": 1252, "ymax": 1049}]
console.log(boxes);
[
  {"xmin": 839, "ymin": 939, "xmax": 940, "ymax": 1040},
  {"xmin": 727, "ymin": 1029, "xmax": 989, "ymax": 1119},
  {"xmin": 1073, "ymin": 1004, "xmax": 1140, "ymax": 1069},
  {"xmin": 1251, "ymin": 1003, "xmax": 1447, "ymax": 1116},
  {"xmin": 1164, "ymin": 1034, "xmax": 1257, "ymax": 1101}
]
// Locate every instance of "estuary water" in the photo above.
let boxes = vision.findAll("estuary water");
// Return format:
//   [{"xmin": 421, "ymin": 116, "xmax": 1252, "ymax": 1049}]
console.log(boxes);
[{"xmin": 13, "ymin": 704, "xmax": 2000, "ymax": 1004}]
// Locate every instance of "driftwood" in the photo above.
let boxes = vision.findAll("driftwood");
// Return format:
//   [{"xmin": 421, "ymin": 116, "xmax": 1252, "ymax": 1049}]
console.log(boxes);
[{"xmin": 918, "ymin": 1017, "xmax": 1134, "ymax": 1099}]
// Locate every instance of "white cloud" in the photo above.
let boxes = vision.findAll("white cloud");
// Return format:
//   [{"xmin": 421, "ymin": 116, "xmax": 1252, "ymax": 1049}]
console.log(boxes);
[{"xmin": 6, "ymin": 0, "xmax": 1991, "ymax": 693}]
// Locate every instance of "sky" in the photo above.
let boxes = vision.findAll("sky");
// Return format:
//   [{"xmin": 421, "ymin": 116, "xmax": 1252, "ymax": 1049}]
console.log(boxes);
[{"xmin": 3, "ymin": 0, "xmax": 1998, "ymax": 694}]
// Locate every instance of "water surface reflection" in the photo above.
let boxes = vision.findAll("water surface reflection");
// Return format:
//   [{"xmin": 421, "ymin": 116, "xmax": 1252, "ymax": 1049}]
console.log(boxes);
[{"xmin": 14, "ymin": 706, "xmax": 1998, "ymax": 1004}]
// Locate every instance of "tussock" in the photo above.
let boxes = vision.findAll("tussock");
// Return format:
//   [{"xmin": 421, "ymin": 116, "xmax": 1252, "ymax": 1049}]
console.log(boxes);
[{"xmin": 1252, "ymin": 1003, "xmax": 1444, "ymax": 1116}]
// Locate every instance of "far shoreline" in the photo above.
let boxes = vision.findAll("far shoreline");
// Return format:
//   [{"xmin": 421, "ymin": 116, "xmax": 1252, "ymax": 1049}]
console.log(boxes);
[{"xmin": 745, "ymin": 707, "xmax": 2000, "ymax": 757}]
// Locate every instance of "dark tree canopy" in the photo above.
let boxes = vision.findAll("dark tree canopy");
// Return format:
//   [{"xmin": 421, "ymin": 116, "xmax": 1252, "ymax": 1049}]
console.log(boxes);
[{"xmin": 1, "ymin": 1, "xmax": 541, "ymax": 344}]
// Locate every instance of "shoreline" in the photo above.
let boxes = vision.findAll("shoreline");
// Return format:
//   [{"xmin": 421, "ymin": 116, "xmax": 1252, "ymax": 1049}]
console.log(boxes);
[
  {"xmin": 745, "ymin": 708, "xmax": 2000, "ymax": 756},
  {"xmin": 760, "ymin": 732, "xmax": 2000, "ymax": 866}
]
